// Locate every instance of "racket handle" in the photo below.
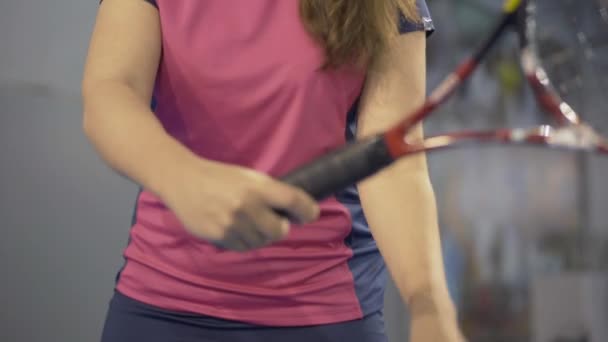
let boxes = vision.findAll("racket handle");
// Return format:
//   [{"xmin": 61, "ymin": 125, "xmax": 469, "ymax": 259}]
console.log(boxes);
[{"xmin": 279, "ymin": 135, "xmax": 395, "ymax": 201}]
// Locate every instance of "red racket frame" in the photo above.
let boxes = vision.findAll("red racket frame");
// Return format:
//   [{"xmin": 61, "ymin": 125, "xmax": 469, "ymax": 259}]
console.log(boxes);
[{"xmin": 279, "ymin": 0, "xmax": 608, "ymax": 201}]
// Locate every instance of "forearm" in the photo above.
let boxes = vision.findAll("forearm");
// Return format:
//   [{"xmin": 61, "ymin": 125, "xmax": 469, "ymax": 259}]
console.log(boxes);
[
  {"xmin": 359, "ymin": 167, "xmax": 452, "ymax": 312},
  {"xmin": 82, "ymin": 80, "xmax": 197, "ymax": 196}
]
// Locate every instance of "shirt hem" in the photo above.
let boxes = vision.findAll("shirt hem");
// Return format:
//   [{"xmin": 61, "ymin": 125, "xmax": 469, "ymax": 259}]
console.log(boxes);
[{"xmin": 115, "ymin": 285, "xmax": 365, "ymax": 327}]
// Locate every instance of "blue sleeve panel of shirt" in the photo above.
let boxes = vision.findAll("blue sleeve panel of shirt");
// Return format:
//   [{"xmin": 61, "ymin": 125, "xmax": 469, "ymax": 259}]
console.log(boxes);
[{"xmin": 399, "ymin": 0, "xmax": 435, "ymax": 36}]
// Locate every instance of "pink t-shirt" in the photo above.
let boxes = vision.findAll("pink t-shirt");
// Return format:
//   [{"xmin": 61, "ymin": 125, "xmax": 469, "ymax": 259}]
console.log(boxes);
[{"xmin": 114, "ymin": 0, "xmax": 433, "ymax": 326}]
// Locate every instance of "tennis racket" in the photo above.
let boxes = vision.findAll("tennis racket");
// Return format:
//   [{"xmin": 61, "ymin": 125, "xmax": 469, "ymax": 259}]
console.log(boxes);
[{"xmin": 279, "ymin": 0, "xmax": 608, "ymax": 201}]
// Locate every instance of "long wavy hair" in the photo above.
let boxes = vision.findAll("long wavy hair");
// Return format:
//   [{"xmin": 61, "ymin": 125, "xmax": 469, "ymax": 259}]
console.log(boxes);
[{"xmin": 300, "ymin": 0, "xmax": 420, "ymax": 68}]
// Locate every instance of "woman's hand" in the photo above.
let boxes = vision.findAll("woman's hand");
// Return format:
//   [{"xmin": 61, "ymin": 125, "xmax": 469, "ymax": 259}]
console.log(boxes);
[
  {"xmin": 160, "ymin": 159, "xmax": 320, "ymax": 251},
  {"xmin": 410, "ymin": 314, "xmax": 466, "ymax": 342},
  {"xmin": 409, "ymin": 292, "xmax": 466, "ymax": 342},
  {"xmin": 83, "ymin": 1, "xmax": 318, "ymax": 251}
]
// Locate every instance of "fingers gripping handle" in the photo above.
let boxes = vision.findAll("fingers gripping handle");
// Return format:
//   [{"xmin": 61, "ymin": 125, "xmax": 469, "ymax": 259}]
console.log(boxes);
[{"xmin": 279, "ymin": 135, "xmax": 396, "ymax": 201}]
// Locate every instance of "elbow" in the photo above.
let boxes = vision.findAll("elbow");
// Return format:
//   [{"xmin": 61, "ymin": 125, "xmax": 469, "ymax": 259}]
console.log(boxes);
[
  {"xmin": 359, "ymin": 163, "xmax": 434, "ymax": 194},
  {"xmin": 81, "ymin": 87, "xmax": 94, "ymax": 142},
  {"xmin": 81, "ymin": 79, "xmax": 102, "ymax": 144},
  {"xmin": 80, "ymin": 75, "xmax": 112, "ymax": 142},
  {"xmin": 82, "ymin": 110, "xmax": 95, "ymax": 144}
]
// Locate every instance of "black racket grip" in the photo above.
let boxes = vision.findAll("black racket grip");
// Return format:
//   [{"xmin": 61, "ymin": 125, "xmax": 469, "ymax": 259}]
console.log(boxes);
[{"xmin": 279, "ymin": 135, "xmax": 395, "ymax": 201}]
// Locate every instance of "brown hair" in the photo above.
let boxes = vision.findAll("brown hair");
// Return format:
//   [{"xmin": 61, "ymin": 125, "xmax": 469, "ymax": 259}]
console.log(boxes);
[{"xmin": 300, "ymin": 0, "xmax": 420, "ymax": 68}]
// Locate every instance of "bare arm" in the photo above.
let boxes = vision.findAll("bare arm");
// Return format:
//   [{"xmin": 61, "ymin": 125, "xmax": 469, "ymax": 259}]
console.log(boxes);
[
  {"xmin": 82, "ymin": 0, "xmax": 195, "ymax": 196},
  {"xmin": 82, "ymin": 0, "xmax": 317, "ymax": 250},
  {"xmin": 356, "ymin": 31, "xmax": 454, "ymax": 315}
]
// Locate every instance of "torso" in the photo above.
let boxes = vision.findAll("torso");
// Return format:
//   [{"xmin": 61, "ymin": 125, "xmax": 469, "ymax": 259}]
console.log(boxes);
[{"xmin": 116, "ymin": 0, "xmax": 381, "ymax": 326}]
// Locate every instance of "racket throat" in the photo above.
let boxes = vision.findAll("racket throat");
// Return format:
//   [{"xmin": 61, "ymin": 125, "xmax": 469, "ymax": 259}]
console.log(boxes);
[{"xmin": 521, "ymin": 49, "xmax": 581, "ymax": 125}]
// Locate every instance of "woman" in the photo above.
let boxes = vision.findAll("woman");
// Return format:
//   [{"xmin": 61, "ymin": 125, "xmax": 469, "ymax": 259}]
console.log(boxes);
[{"xmin": 83, "ymin": 0, "xmax": 462, "ymax": 341}]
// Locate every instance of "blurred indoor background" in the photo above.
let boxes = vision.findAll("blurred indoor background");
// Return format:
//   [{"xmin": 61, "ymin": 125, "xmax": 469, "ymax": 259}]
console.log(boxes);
[{"xmin": 1, "ymin": 0, "xmax": 606, "ymax": 341}]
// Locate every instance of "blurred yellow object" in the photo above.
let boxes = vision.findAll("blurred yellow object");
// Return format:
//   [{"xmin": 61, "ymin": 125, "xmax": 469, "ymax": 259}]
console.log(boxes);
[
  {"xmin": 503, "ymin": 0, "xmax": 523, "ymax": 13},
  {"xmin": 498, "ymin": 60, "xmax": 523, "ymax": 94}
]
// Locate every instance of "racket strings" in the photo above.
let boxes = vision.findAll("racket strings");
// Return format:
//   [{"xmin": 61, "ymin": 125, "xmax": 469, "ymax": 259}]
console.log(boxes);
[{"xmin": 530, "ymin": 0, "xmax": 608, "ymax": 138}]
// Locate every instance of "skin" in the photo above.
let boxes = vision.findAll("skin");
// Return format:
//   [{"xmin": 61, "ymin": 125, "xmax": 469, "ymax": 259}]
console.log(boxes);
[
  {"xmin": 82, "ymin": 0, "xmax": 319, "ymax": 251},
  {"xmin": 82, "ymin": 0, "xmax": 463, "ymax": 340},
  {"xmin": 357, "ymin": 30, "xmax": 464, "ymax": 341}
]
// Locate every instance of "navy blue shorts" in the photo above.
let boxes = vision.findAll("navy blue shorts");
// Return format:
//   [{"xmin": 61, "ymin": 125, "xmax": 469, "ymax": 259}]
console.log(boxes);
[{"xmin": 101, "ymin": 291, "xmax": 388, "ymax": 342}]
